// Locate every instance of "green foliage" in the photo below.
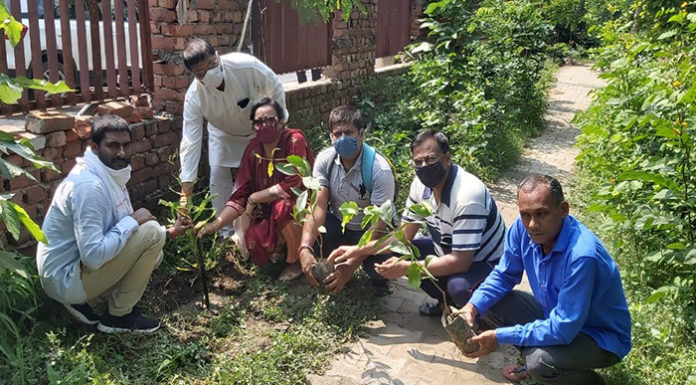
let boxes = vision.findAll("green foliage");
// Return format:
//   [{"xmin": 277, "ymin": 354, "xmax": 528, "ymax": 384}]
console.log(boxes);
[
  {"xmin": 358, "ymin": 0, "xmax": 556, "ymax": 186},
  {"xmin": 574, "ymin": 2, "xmax": 696, "ymax": 383},
  {"xmin": 278, "ymin": 0, "xmax": 365, "ymax": 23}
]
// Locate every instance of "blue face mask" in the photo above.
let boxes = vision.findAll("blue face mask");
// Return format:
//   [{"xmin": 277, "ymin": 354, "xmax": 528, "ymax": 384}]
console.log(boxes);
[{"xmin": 333, "ymin": 134, "xmax": 360, "ymax": 158}]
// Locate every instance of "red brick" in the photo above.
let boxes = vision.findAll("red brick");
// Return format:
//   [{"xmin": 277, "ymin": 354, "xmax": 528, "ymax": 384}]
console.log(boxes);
[
  {"xmin": 137, "ymin": 106, "xmax": 154, "ymax": 120},
  {"xmin": 145, "ymin": 152, "xmax": 159, "ymax": 166},
  {"xmin": 153, "ymin": 62, "xmax": 185, "ymax": 77},
  {"xmin": 42, "ymin": 147, "xmax": 62, "ymax": 162},
  {"xmin": 198, "ymin": 10, "xmax": 211, "ymax": 22},
  {"xmin": 156, "ymin": 116, "xmax": 172, "ymax": 133},
  {"xmin": 97, "ymin": 101, "xmax": 135, "ymax": 118},
  {"xmin": 131, "ymin": 122, "xmax": 146, "ymax": 140},
  {"xmin": 73, "ymin": 115, "xmax": 93, "ymax": 140},
  {"xmin": 149, "ymin": 0, "xmax": 158, "ymax": 7},
  {"xmin": 164, "ymin": 101, "xmax": 184, "ymax": 115},
  {"xmin": 153, "ymin": 131, "xmax": 179, "ymax": 147},
  {"xmin": 61, "ymin": 159, "xmax": 76, "ymax": 174},
  {"xmin": 158, "ymin": 174, "xmax": 173, "ymax": 190},
  {"xmin": 158, "ymin": 0, "xmax": 177, "ymax": 8},
  {"xmin": 154, "ymin": 75, "xmax": 163, "ymax": 88},
  {"xmin": 197, "ymin": 0, "xmax": 215, "ymax": 9},
  {"xmin": 130, "ymin": 138, "xmax": 153, "ymax": 153},
  {"xmin": 130, "ymin": 94, "xmax": 151, "ymax": 107},
  {"xmin": 218, "ymin": 2, "xmax": 237, "ymax": 10},
  {"xmin": 172, "ymin": 117, "xmax": 182, "ymax": 131},
  {"xmin": 41, "ymin": 168, "xmax": 63, "ymax": 183},
  {"xmin": 187, "ymin": 10, "xmax": 198, "ymax": 22},
  {"xmin": 65, "ymin": 129, "xmax": 80, "ymax": 143},
  {"xmin": 9, "ymin": 173, "xmax": 38, "ymax": 190},
  {"xmin": 45, "ymin": 131, "xmax": 66, "ymax": 147},
  {"xmin": 25, "ymin": 111, "xmax": 75, "ymax": 134},
  {"xmin": 130, "ymin": 154, "xmax": 146, "ymax": 171},
  {"xmin": 160, "ymin": 23, "xmax": 194, "ymax": 36},
  {"xmin": 150, "ymin": 8, "xmax": 176, "ymax": 22},
  {"xmin": 144, "ymin": 121, "xmax": 158, "ymax": 136},
  {"xmin": 162, "ymin": 75, "xmax": 191, "ymax": 89},
  {"xmin": 194, "ymin": 24, "xmax": 217, "ymax": 35},
  {"xmin": 151, "ymin": 36, "xmax": 186, "ymax": 50},
  {"xmin": 62, "ymin": 141, "xmax": 83, "ymax": 158},
  {"xmin": 214, "ymin": 23, "xmax": 235, "ymax": 34},
  {"xmin": 156, "ymin": 87, "xmax": 186, "ymax": 103},
  {"xmin": 129, "ymin": 168, "xmax": 153, "ymax": 186},
  {"xmin": 25, "ymin": 185, "xmax": 47, "ymax": 205},
  {"xmin": 126, "ymin": 109, "xmax": 143, "ymax": 124}
]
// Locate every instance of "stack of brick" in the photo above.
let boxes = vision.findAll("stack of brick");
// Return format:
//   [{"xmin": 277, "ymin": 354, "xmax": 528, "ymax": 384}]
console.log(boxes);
[
  {"xmin": 0, "ymin": 109, "xmax": 180, "ymax": 254},
  {"xmin": 150, "ymin": 0, "xmax": 249, "ymax": 115}
]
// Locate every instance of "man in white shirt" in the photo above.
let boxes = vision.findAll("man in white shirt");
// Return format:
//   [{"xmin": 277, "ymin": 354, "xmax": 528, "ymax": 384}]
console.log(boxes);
[
  {"xmin": 37, "ymin": 116, "xmax": 191, "ymax": 333},
  {"xmin": 178, "ymin": 38, "xmax": 287, "ymax": 235}
]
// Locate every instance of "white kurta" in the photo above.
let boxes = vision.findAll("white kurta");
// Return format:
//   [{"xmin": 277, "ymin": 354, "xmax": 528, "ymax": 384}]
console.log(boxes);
[{"xmin": 179, "ymin": 52, "xmax": 287, "ymax": 183}]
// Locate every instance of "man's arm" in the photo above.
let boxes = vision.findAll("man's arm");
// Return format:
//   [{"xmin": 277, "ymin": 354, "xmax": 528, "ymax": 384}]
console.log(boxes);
[
  {"xmin": 180, "ymin": 92, "xmax": 205, "ymax": 195},
  {"xmin": 72, "ymin": 182, "xmax": 140, "ymax": 271},
  {"xmin": 496, "ymin": 256, "xmax": 597, "ymax": 347}
]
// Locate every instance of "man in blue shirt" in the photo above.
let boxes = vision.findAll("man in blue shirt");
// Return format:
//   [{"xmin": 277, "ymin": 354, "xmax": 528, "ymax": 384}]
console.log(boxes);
[{"xmin": 459, "ymin": 174, "xmax": 631, "ymax": 384}]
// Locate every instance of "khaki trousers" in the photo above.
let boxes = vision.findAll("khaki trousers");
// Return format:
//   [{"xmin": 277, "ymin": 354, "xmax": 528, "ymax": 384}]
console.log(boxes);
[{"xmin": 81, "ymin": 220, "xmax": 166, "ymax": 316}]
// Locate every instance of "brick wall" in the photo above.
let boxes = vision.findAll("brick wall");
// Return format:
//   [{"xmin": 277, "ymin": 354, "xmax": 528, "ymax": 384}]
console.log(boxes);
[{"xmin": 150, "ymin": 0, "xmax": 250, "ymax": 115}]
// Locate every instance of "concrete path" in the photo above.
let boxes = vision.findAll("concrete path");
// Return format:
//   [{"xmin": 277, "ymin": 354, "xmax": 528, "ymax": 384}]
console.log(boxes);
[{"xmin": 308, "ymin": 65, "xmax": 604, "ymax": 385}]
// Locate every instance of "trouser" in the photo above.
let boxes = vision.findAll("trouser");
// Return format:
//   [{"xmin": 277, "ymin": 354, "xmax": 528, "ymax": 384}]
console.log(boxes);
[
  {"xmin": 81, "ymin": 220, "xmax": 166, "ymax": 316},
  {"xmin": 320, "ymin": 213, "xmax": 391, "ymax": 285},
  {"xmin": 210, "ymin": 165, "xmax": 236, "ymax": 236},
  {"xmin": 483, "ymin": 290, "xmax": 620, "ymax": 385},
  {"xmin": 412, "ymin": 236, "xmax": 495, "ymax": 307}
]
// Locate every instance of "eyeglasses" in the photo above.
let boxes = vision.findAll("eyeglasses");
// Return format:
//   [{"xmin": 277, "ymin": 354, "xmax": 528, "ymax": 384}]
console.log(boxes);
[
  {"xmin": 192, "ymin": 55, "xmax": 219, "ymax": 79},
  {"xmin": 413, "ymin": 154, "xmax": 442, "ymax": 167},
  {"xmin": 253, "ymin": 116, "xmax": 279, "ymax": 126}
]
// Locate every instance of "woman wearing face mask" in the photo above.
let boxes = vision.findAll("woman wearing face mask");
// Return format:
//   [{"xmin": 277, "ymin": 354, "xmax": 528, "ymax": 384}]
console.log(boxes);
[{"xmin": 197, "ymin": 98, "xmax": 314, "ymax": 281}]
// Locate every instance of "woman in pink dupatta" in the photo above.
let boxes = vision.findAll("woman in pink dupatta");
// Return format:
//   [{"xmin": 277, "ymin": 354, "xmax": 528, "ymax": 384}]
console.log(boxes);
[{"xmin": 198, "ymin": 97, "xmax": 314, "ymax": 280}]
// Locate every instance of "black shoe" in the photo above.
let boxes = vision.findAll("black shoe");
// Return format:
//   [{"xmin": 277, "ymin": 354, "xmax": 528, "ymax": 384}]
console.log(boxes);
[
  {"xmin": 97, "ymin": 308, "xmax": 160, "ymax": 333},
  {"xmin": 371, "ymin": 280, "xmax": 391, "ymax": 297},
  {"xmin": 63, "ymin": 303, "xmax": 101, "ymax": 326},
  {"xmin": 419, "ymin": 300, "xmax": 444, "ymax": 316}
]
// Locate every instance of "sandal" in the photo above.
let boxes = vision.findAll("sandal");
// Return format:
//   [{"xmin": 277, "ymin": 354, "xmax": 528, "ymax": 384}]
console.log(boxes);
[
  {"xmin": 418, "ymin": 300, "xmax": 444, "ymax": 316},
  {"xmin": 502, "ymin": 364, "xmax": 528, "ymax": 383},
  {"xmin": 279, "ymin": 263, "xmax": 302, "ymax": 281}
]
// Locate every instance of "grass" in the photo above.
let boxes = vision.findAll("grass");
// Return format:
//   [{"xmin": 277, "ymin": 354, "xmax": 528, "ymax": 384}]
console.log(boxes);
[
  {"xmin": 569, "ymin": 174, "xmax": 696, "ymax": 385},
  {"xmin": 0, "ymin": 257, "xmax": 381, "ymax": 385}
]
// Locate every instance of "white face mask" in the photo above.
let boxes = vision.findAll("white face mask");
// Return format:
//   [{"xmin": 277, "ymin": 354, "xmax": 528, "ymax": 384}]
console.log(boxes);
[{"xmin": 200, "ymin": 60, "xmax": 224, "ymax": 89}]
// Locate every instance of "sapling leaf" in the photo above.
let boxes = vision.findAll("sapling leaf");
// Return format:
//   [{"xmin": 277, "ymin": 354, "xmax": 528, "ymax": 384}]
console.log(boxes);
[
  {"xmin": 302, "ymin": 176, "xmax": 321, "ymax": 190},
  {"xmin": 286, "ymin": 155, "xmax": 311, "ymax": 176},
  {"xmin": 290, "ymin": 187, "xmax": 304, "ymax": 197},
  {"xmin": 0, "ymin": 250, "xmax": 29, "ymax": 279},
  {"xmin": 424, "ymin": 254, "xmax": 437, "ymax": 267},
  {"xmin": 389, "ymin": 241, "xmax": 411, "ymax": 255},
  {"xmin": 267, "ymin": 161, "xmax": 274, "ymax": 177},
  {"xmin": 276, "ymin": 163, "xmax": 297, "ymax": 176},
  {"xmin": 409, "ymin": 202, "xmax": 433, "ymax": 217},
  {"xmin": 339, "ymin": 201, "xmax": 360, "ymax": 232},
  {"xmin": 296, "ymin": 190, "xmax": 308, "ymax": 213},
  {"xmin": 358, "ymin": 229, "xmax": 373, "ymax": 247},
  {"xmin": 407, "ymin": 263, "xmax": 422, "ymax": 289}
]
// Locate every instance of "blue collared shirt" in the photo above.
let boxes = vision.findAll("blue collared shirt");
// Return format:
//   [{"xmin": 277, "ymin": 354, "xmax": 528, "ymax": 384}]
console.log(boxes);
[{"xmin": 469, "ymin": 215, "xmax": 632, "ymax": 358}]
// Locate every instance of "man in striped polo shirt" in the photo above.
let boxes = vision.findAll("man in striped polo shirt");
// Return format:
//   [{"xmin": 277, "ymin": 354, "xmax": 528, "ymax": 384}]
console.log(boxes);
[{"xmin": 329, "ymin": 130, "xmax": 505, "ymax": 315}]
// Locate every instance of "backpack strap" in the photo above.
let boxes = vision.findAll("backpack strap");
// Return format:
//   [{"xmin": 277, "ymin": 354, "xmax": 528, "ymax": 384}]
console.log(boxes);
[{"xmin": 361, "ymin": 143, "xmax": 376, "ymax": 194}]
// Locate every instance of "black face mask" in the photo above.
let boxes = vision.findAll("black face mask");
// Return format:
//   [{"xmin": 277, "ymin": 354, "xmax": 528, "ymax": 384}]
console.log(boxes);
[{"xmin": 415, "ymin": 161, "xmax": 448, "ymax": 188}]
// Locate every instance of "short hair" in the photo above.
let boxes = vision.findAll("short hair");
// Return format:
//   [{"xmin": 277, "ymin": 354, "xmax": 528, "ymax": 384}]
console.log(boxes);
[
  {"xmin": 183, "ymin": 38, "xmax": 216, "ymax": 71},
  {"xmin": 328, "ymin": 105, "xmax": 366, "ymax": 133},
  {"xmin": 91, "ymin": 115, "xmax": 131, "ymax": 144},
  {"xmin": 517, "ymin": 174, "xmax": 565, "ymax": 204},
  {"xmin": 249, "ymin": 97, "xmax": 285, "ymax": 121},
  {"xmin": 410, "ymin": 129, "xmax": 450, "ymax": 154}
]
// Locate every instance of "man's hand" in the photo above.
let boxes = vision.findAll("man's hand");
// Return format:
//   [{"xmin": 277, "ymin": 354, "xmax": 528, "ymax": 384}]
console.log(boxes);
[
  {"xmin": 170, "ymin": 216, "xmax": 193, "ymax": 237},
  {"xmin": 299, "ymin": 249, "xmax": 319, "ymax": 287},
  {"xmin": 197, "ymin": 221, "xmax": 217, "ymax": 238},
  {"xmin": 464, "ymin": 330, "xmax": 497, "ymax": 359},
  {"xmin": 131, "ymin": 208, "xmax": 156, "ymax": 225},
  {"xmin": 456, "ymin": 303, "xmax": 479, "ymax": 328},
  {"xmin": 325, "ymin": 260, "xmax": 360, "ymax": 294},
  {"xmin": 328, "ymin": 245, "xmax": 364, "ymax": 265},
  {"xmin": 374, "ymin": 256, "xmax": 409, "ymax": 280}
]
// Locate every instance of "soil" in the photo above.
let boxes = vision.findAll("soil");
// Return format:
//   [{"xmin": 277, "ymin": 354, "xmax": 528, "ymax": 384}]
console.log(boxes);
[
  {"xmin": 442, "ymin": 306, "xmax": 480, "ymax": 354},
  {"xmin": 311, "ymin": 260, "xmax": 335, "ymax": 294}
]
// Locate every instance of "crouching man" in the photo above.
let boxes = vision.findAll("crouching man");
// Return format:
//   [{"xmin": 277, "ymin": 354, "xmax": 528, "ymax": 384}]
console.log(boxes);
[
  {"xmin": 460, "ymin": 174, "xmax": 631, "ymax": 384},
  {"xmin": 37, "ymin": 116, "xmax": 191, "ymax": 333}
]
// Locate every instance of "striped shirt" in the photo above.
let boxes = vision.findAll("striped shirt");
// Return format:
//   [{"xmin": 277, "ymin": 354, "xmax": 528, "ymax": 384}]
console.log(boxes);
[{"xmin": 402, "ymin": 165, "xmax": 505, "ymax": 263}]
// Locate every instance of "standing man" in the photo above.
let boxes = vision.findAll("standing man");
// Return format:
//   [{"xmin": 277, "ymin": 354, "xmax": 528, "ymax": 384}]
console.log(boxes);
[
  {"xmin": 37, "ymin": 116, "xmax": 191, "ymax": 333},
  {"xmin": 179, "ymin": 38, "xmax": 287, "ymax": 235},
  {"xmin": 299, "ymin": 105, "xmax": 396, "ymax": 296},
  {"xmin": 460, "ymin": 174, "xmax": 631, "ymax": 384},
  {"xmin": 330, "ymin": 130, "xmax": 506, "ymax": 313}
]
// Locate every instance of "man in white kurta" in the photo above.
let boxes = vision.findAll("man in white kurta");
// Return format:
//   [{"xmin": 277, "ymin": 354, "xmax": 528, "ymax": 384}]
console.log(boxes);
[{"xmin": 179, "ymin": 39, "xmax": 287, "ymax": 234}]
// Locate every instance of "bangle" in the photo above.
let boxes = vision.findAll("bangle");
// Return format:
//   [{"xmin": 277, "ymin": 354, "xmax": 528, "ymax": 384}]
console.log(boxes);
[{"xmin": 298, "ymin": 244, "xmax": 313, "ymax": 254}]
